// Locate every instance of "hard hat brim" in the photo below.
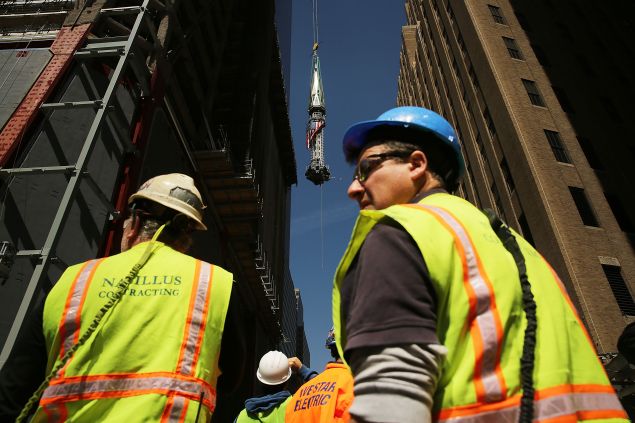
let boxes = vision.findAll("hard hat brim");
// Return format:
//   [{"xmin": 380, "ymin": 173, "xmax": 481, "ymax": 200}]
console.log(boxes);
[
  {"xmin": 128, "ymin": 192, "xmax": 207, "ymax": 231},
  {"xmin": 343, "ymin": 119, "xmax": 447, "ymax": 163},
  {"xmin": 256, "ymin": 367, "xmax": 292, "ymax": 386}
]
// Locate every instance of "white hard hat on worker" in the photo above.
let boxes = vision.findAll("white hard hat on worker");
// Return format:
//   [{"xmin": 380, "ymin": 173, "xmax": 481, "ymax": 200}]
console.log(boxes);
[
  {"xmin": 256, "ymin": 351, "xmax": 292, "ymax": 385},
  {"xmin": 128, "ymin": 173, "xmax": 207, "ymax": 230}
]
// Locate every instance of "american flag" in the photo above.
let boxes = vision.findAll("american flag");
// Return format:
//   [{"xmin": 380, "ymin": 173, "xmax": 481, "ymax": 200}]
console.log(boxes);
[{"xmin": 306, "ymin": 118, "xmax": 325, "ymax": 149}]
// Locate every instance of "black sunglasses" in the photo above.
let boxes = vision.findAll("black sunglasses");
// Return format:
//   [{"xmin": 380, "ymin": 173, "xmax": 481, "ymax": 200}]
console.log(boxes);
[{"xmin": 353, "ymin": 151, "xmax": 413, "ymax": 182}]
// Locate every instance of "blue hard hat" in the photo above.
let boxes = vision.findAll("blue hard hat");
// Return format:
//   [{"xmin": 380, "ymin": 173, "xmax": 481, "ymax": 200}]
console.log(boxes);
[
  {"xmin": 342, "ymin": 106, "xmax": 465, "ymax": 189},
  {"xmin": 325, "ymin": 327, "xmax": 336, "ymax": 349}
]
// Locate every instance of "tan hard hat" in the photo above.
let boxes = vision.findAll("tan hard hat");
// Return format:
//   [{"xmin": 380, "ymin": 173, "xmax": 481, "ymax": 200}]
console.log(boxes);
[
  {"xmin": 256, "ymin": 351, "xmax": 292, "ymax": 385},
  {"xmin": 128, "ymin": 173, "xmax": 207, "ymax": 230}
]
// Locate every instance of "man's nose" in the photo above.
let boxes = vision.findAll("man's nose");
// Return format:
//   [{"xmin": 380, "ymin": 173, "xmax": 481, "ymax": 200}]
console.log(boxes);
[{"xmin": 347, "ymin": 178, "xmax": 364, "ymax": 200}]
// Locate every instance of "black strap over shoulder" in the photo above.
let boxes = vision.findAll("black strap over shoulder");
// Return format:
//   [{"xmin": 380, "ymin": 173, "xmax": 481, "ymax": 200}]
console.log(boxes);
[{"xmin": 483, "ymin": 209, "xmax": 537, "ymax": 423}]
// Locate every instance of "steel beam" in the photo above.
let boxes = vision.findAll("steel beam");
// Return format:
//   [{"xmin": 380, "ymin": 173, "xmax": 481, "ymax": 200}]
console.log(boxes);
[{"xmin": 0, "ymin": 0, "xmax": 152, "ymax": 368}]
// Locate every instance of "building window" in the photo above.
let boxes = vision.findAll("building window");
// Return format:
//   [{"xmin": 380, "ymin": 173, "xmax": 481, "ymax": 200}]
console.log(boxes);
[
  {"xmin": 544, "ymin": 130, "xmax": 570, "ymax": 163},
  {"xmin": 500, "ymin": 158, "xmax": 515, "ymax": 193},
  {"xmin": 602, "ymin": 264, "xmax": 635, "ymax": 316},
  {"xmin": 475, "ymin": 132, "xmax": 486, "ymax": 158},
  {"xmin": 490, "ymin": 182, "xmax": 503, "ymax": 216},
  {"xmin": 568, "ymin": 187, "xmax": 599, "ymax": 227},
  {"xmin": 483, "ymin": 108, "xmax": 496, "ymax": 136},
  {"xmin": 468, "ymin": 65, "xmax": 479, "ymax": 90},
  {"xmin": 488, "ymin": 4, "xmax": 506, "ymax": 24},
  {"xmin": 458, "ymin": 34, "xmax": 467, "ymax": 56},
  {"xmin": 446, "ymin": 1, "xmax": 455, "ymax": 22},
  {"xmin": 604, "ymin": 193, "xmax": 634, "ymax": 233},
  {"xmin": 517, "ymin": 213, "xmax": 535, "ymax": 246},
  {"xmin": 502, "ymin": 37, "xmax": 523, "ymax": 59},
  {"xmin": 552, "ymin": 86, "xmax": 574, "ymax": 114},
  {"xmin": 576, "ymin": 136, "xmax": 602, "ymax": 169},
  {"xmin": 522, "ymin": 79, "xmax": 545, "ymax": 107}
]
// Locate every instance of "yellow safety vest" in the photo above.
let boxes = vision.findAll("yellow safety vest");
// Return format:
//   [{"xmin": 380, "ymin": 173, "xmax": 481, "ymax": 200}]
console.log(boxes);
[
  {"xmin": 333, "ymin": 193, "xmax": 627, "ymax": 422},
  {"xmin": 34, "ymin": 241, "xmax": 233, "ymax": 422},
  {"xmin": 235, "ymin": 396, "xmax": 291, "ymax": 423}
]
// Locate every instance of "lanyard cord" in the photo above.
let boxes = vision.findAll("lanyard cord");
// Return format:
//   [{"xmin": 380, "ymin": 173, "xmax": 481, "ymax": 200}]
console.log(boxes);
[
  {"xmin": 484, "ymin": 209, "xmax": 537, "ymax": 423},
  {"xmin": 16, "ymin": 225, "xmax": 167, "ymax": 422}
]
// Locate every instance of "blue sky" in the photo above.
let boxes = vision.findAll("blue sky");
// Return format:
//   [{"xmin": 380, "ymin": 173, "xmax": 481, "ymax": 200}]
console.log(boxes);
[{"xmin": 288, "ymin": 1, "xmax": 406, "ymax": 369}]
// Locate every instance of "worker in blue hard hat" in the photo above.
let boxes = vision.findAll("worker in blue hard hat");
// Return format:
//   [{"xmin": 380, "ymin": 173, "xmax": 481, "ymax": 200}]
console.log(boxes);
[{"xmin": 332, "ymin": 106, "xmax": 626, "ymax": 423}]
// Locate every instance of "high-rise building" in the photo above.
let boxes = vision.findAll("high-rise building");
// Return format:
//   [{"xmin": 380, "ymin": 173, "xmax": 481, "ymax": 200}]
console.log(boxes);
[
  {"xmin": 0, "ymin": 0, "xmax": 304, "ymax": 420},
  {"xmin": 397, "ymin": 0, "xmax": 635, "ymax": 358}
]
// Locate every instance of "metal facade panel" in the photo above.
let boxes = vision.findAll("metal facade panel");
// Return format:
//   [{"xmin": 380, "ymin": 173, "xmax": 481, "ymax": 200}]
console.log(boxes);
[
  {"xmin": 0, "ymin": 49, "xmax": 52, "ymax": 130},
  {"xmin": 0, "ymin": 64, "xmax": 136, "ymax": 348}
]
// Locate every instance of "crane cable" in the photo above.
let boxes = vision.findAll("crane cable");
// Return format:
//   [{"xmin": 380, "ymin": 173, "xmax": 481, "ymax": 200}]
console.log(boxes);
[{"xmin": 312, "ymin": 0, "xmax": 319, "ymax": 47}]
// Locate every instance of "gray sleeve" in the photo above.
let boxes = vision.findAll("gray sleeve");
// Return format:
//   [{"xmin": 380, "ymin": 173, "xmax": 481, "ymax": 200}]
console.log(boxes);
[{"xmin": 347, "ymin": 343, "xmax": 447, "ymax": 423}]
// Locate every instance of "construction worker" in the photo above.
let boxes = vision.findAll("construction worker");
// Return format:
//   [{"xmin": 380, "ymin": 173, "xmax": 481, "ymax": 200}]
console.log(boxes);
[
  {"xmin": 235, "ymin": 351, "xmax": 316, "ymax": 422},
  {"xmin": 332, "ymin": 106, "xmax": 628, "ymax": 422},
  {"xmin": 0, "ymin": 173, "xmax": 234, "ymax": 422},
  {"xmin": 286, "ymin": 327, "xmax": 354, "ymax": 423}
]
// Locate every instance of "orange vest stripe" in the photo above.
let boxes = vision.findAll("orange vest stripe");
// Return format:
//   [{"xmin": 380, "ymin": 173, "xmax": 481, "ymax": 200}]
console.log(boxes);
[
  {"xmin": 41, "ymin": 373, "xmax": 215, "ymax": 409},
  {"xmin": 438, "ymin": 384, "xmax": 626, "ymax": 422},
  {"xmin": 186, "ymin": 262, "xmax": 214, "ymax": 374},
  {"xmin": 161, "ymin": 396, "xmax": 189, "ymax": 423},
  {"xmin": 48, "ymin": 371, "xmax": 206, "ymax": 384},
  {"xmin": 56, "ymin": 257, "xmax": 105, "ymax": 386},
  {"xmin": 42, "ymin": 403, "xmax": 67, "ymax": 423},
  {"xmin": 58, "ymin": 258, "xmax": 104, "ymax": 359},
  {"xmin": 177, "ymin": 261, "xmax": 213, "ymax": 375},
  {"xmin": 407, "ymin": 204, "xmax": 507, "ymax": 403},
  {"xmin": 164, "ymin": 261, "xmax": 215, "ymax": 419}
]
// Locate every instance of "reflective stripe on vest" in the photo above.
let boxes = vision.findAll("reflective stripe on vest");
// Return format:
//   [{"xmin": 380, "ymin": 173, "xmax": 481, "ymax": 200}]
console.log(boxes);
[
  {"xmin": 162, "ymin": 396, "xmax": 188, "ymax": 422},
  {"xmin": 41, "ymin": 372, "xmax": 216, "ymax": 410},
  {"xmin": 177, "ymin": 261, "xmax": 213, "ymax": 375},
  {"xmin": 406, "ymin": 204, "xmax": 506, "ymax": 403},
  {"xmin": 57, "ymin": 259, "xmax": 104, "ymax": 373},
  {"xmin": 164, "ymin": 261, "xmax": 215, "ymax": 419},
  {"xmin": 44, "ymin": 259, "xmax": 217, "ymax": 417},
  {"xmin": 438, "ymin": 384, "xmax": 627, "ymax": 422}
]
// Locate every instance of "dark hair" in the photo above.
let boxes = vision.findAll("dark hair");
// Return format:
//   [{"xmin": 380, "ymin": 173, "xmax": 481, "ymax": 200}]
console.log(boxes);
[
  {"xmin": 362, "ymin": 126, "xmax": 462, "ymax": 191},
  {"xmin": 329, "ymin": 345, "xmax": 340, "ymax": 360},
  {"xmin": 130, "ymin": 200, "xmax": 195, "ymax": 247}
]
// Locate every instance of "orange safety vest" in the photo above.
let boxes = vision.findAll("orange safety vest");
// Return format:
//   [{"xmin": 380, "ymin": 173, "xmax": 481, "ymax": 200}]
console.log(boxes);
[
  {"xmin": 285, "ymin": 362, "xmax": 354, "ymax": 423},
  {"xmin": 33, "ymin": 241, "xmax": 233, "ymax": 422}
]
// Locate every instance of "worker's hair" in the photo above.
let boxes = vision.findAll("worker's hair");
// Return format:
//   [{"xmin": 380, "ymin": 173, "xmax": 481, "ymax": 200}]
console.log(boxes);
[
  {"xmin": 329, "ymin": 344, "xmax": 340, "ymax": 360},
  {"xmin": 363, "ymin": 125, "xmax": 464, "ymax": 191},
  {"xmin": 131, "ymin": 200, "xmax": 195, "ymax": 250},
  {"xmin": 365, "ymin": 138, "xmax": 447, "ymax": 189}
]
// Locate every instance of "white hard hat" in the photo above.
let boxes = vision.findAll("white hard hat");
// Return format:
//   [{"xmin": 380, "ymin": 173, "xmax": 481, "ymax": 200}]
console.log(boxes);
[
  {"xmin": 256, "ymin": 351, "xmax": 292, "ymax": 385},
  {"xmin": 128, "ymin": 173, "xmax": 207, "ymax": 230}
]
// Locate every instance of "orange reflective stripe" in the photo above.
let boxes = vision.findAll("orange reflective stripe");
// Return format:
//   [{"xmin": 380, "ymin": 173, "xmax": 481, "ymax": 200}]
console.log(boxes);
[
  {"xmin": 161, "ymin": 396, "xmax": 189, "ymax": 423},
  {"xmin": 42, "ymin": 403, "xmax": 67, "ymax": 423},
  {"xmin": 40, "ymin": 373, "xmax": 216, "ymax": 411},
  {"xmin": 176, "ymin": 261, "xmax": 213, "ymax": 375},
  {"xmin": 164, "ymin": 261, "xmax": 214, "ymax": 420},
  {"xmin": 438, "ymin": 385, "xmax": 626, "ymax": 422},
  {"xmin": 57, "ymin": 258, "xmax": 104, "ymax": 376},
  {"xmin": 408, "ymin": 204, "xmax": 506, "ymax": 403}
]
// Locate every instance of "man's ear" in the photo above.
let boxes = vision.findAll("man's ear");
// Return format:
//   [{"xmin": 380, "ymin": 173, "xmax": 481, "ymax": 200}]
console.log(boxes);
[
  {"xmin": 409, "ymin": 150, "xmax": 429, "ymax": 182},
  {"xmin": 126, "ymin": 216, "xmax": 141, "ymax": 242}
]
